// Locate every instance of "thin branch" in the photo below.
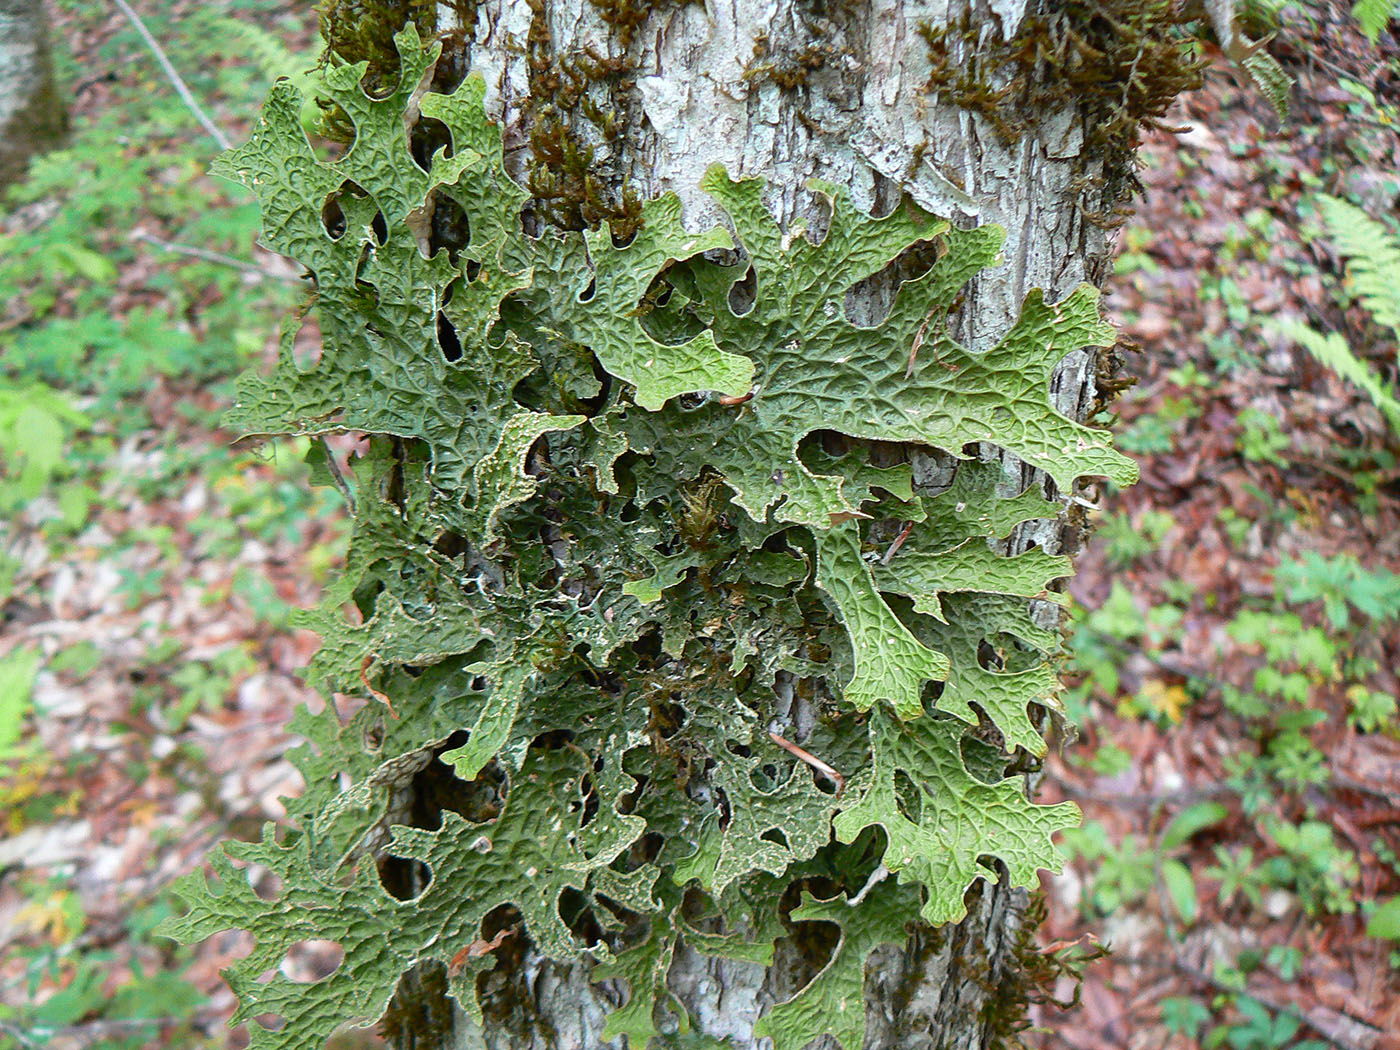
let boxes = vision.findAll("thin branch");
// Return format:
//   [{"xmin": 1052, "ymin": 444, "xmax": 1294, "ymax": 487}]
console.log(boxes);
[
  {"xmin": 768, "ymin": 731, "xmax": 844, "ymax": 795},
  {"xmin": 130, "ymin": 230, "xmax": 300, "ymax": 284},
  {"xmin": 314, "ymin": 436, "xmax": 357, "ymax": 511},
  {"xmin": 111, "ymin": 0, "xmax": 233, "ymax": 152}
]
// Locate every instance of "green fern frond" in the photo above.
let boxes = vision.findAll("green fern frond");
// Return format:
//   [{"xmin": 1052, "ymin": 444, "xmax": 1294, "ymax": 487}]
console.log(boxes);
[
  {"xmin": 1318, "ymin": 194, "xmax": 1400, "ymax": 337},
  {"xmin": 205, "ymin": 15, "xmax": 321, "ymax": 88},
  {"xmin": 1352, "ymin": 0, "xmax": 1397, "ymax": 41},
  {"xmin": 1242, "ymin": 50, "xmax": 1292, "ymax": 118},
  {"xmin": 1278, "ymin": 318, "xmax": 1400, "ymax": 432}
]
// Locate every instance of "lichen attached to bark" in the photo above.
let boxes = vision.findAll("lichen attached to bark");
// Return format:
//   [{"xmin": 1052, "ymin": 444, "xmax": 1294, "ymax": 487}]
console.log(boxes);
[{"xmin": 159, "ymin": 26, "xmax": 1138, "ymax": 1049}]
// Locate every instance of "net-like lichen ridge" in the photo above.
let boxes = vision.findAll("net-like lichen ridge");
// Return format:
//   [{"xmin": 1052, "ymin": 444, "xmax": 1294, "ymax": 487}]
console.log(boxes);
[{"xmin": 159, "ymin": 26, "xmax": 1134, "ymax": 1050}]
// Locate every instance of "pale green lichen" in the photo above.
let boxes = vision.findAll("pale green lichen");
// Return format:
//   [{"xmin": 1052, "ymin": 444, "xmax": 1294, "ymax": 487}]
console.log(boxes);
[{"xmin": 161, "ymin": 25, "xmax": 1133, "ymax": 1048}]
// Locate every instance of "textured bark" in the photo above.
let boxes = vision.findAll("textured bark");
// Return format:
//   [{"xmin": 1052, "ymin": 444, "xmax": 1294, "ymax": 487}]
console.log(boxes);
[
  {"xmin": 0, "ymin": 0, "xmax": 66, "ymax": 191},
  {"xmin": 372, "ymin": 0, "xmax": 1142, "ymax": 1045}
]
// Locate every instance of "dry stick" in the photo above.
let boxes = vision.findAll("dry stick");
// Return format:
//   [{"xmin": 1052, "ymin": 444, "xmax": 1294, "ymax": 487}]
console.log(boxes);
[
  {"xmin": 313, "ymin": 435, "xmax": 357, "ymax": 512},
  {"xmin": 111, "ymin": 0, "xmax": 233, "ymax": 152},
  {"xmin": 130, "ymin": 230, "xmax": 300, "ymax": 284},
  {"xmin": 768, "ymin": 730, "xmax": 844, "ymax": 796}
]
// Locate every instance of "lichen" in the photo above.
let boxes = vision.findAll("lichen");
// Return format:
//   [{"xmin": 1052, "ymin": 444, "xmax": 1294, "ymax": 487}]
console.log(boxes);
[{"xmin": 158, "ymin": 25, "xmax": 1138, "ymax": 1050}]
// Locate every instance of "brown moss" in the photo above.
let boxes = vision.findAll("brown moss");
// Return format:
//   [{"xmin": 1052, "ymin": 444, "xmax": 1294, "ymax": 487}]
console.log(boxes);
[
  {"xmin": 587, "ymin": 0, "xmax": 699, "ymax": 49},
  {"xmin": 977, "ymin": 892, "xmax": 1109, "ymax": 1049},
  {"xmin": 745, "ymin": 34, "xmax": 844, "ymax": 91},
  {"xmin": 521, "ymin": 0, "xmax": 644, "ymax": 238},
  {"xmin": 920, "ymin": 0, "xmax": 1206, "ymax": 206}
]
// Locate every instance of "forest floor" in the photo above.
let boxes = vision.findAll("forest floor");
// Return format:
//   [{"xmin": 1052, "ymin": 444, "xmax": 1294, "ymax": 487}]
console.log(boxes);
[{"xmin": 1, "ymin": 2, "xmax": 1398, "ymax": 1050}]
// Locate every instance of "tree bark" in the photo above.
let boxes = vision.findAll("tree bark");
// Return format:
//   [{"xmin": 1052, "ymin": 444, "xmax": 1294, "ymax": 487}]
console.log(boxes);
[
  {"xmin": 350, "ymin": 0, "xmax": 1173, "ymax": 1045},
  {"xmin": 0, "ymin": 0, "xmax": 66, "ymax": 192}
]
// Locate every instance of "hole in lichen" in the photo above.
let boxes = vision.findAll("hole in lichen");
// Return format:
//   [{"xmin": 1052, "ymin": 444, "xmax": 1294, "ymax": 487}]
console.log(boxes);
[
  {"xmin": 437, "ymin": 309, "xmax": 462, "ymax": 362},
  {"xmin": 976, "ymin": 638, "xmax": 1004, "ymax": 672},
  {"xmin": 761, "ymin": 827, "xmax": 789, "ymax": 849},
  {"xmin": 250, "ymin": 863, "xmax": 282, "ymax": 902},
  {"xmin": 281, "ymin": 940, "xmax": 346, "ymax": 985},
  {"xmin": 727, "ymin": 266, "xmax": 757, "ymax": 317},
  {"xmin": 893, "ymin": 770, "xmax": 922, "ymax": 823},
  {"xmin": 578, "ymin": 276, "xmax": 597, "ymax": 303},
  {"xmin": 559, "ymin": 888, "xmax": 606, "ymax": 946},
  {"xmin": 429, "ymin": 190, "xmax": 471, "ymax": 265},
  {"xmin": 411, "ymin": 116, "xmax": 453, "ymax": 173},
  {"xmin": 845, "ymin": 233, "xmax": 944, "ymax": 328},
  {"xmin": 321, "ymin": 193, "xmax": 347, "ymax": 240}
]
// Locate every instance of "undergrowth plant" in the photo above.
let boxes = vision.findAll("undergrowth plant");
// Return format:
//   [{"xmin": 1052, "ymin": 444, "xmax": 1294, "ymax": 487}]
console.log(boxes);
[
  {"xmin": 158, "ymin": 25, "xmax": 1140, "ymax": 1048},
  {"xmin": 1279, "ymin": 194, "xmax": 1400, "ymax": 435}
]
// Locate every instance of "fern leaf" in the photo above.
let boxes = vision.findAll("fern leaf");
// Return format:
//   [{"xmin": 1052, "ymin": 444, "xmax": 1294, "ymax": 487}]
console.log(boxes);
[
  {"xmin": 1352, "ymin": 0, "xmax": 1396, "ymax": 41},
  {"xmin": 1318, "ymin": 194, "xmax": 1400, "ymax": 338},
  {"xmin": 1243, "ymin": 51, "xmax": 1292, "ymax": 118},
  {"xmin": 1279, "ymin": 318, "xmax": 1400, "ymax": 433}
]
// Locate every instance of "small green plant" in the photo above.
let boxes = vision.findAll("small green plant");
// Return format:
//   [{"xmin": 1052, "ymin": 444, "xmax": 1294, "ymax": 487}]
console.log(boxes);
[
  {"xmin": 1236, "ymin": 407, "xmax": 1292, "ymax": 466},
  {"xmin": 1277, "ymin": 195, "xmax": 1400, "ymax": 435},
  {"xmin": 0, "ymin": 384, "xmax": 89, "ymax": 515}
]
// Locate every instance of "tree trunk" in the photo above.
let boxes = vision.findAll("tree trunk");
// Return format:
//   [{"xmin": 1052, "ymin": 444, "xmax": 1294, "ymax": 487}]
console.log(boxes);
[
  {"xmin": 313, "ymin": 0, "xmax": 1193, "ymax": 1045},
  {"xmin": 0, "ymin": 0, "xmax": 66, "ymax": 191}
]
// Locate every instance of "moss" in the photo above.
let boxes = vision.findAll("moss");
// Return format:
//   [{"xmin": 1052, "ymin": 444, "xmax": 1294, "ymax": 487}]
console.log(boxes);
[
  {"xmin": 745, "ymin": 34, "xmax": 843, "ymax": 91},
  {"xmin": 920, "ymin": 0, "xmax": 1206, "ymax": 207},
  {"xmin": 977, "ymin": 892, "xmax": 1109, "ymax": 1050},
  {"xmin": 587, "ymin": 0, "xmax": 698, "ymax": 49},
  {"xmin": 521, "ymin": 0, "xmax": 644, "ymax": 238}
]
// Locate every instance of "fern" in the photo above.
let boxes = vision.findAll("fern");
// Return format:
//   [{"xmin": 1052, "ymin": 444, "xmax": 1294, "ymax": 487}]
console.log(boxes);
[
  {"xmin": 1317, "ymin": 195, "xmax": 1400, "ymax": 336},
  {"xmin": 1279, "ymin": 195, "xmax": 1400, "ymax": 434},
  {"xmin": 194, "ymin": 13, "xmax": 323, "ymax": 132},
  {"xmin": 1353, "ymin": 0, "xmax": 1397, "ymax": 40}
]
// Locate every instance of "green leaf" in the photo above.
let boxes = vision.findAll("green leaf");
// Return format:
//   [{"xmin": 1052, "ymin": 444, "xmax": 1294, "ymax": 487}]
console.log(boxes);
[
  {"xmin": 0, "ymin": 648, "xmax": 42, "ymax": 754},
  {"xmin": 1366, "ymin": 896, "xmax": 1400, "ymax": 940},
  {"xmin": 1161, "ymin": 858, "xmax": 1199, "ymax": 924},
  {"xmin": 1160, "ymin": 801, "xmax": 1229, "ymax": 852}
]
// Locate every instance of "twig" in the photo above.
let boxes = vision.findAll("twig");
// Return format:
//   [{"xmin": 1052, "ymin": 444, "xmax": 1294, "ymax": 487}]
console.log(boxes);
[
  {"xmin": 881, "ymin": 521, "xmax": 914, "ymax": 565},
  {"xmin": 111, "ymin": 0, "xmax": 233, "ymax": 152},
  {"xmin": 847, "ymin": 863, "xmax": 889, "ymax": 905},
  {"xmin": 313, "ymin": 435, "xmax": 357, "ymax": 512},
  {"xmin": 130, "ymin": 230, "xmax": 300, "ymax": 284},
  {"xmin": 361, "ymin": 654, "xmax": 398, "ymax": 718},
  {"xmin": 768, "ymin": 730, "xmax": 844, "ymax": 795},
  {"xmin": 905, "ymin": 308, "xmax": 938, "ymax": 379}
]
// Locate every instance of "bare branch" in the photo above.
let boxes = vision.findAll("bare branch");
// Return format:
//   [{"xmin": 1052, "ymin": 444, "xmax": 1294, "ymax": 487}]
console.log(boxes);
[
  {"xmin": 110, "ymin": 0, "xmax": 233, "ymax": 152},
  {"xmin": 130, "ymin": 230, "xmax": 300, "ymax": 284}
]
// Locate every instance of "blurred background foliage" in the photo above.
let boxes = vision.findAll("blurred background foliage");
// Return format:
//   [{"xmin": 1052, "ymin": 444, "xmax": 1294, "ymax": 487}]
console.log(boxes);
[{"xmin": 0, "ymin": 1, "xmax": 1397, "ymax": 1048}]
